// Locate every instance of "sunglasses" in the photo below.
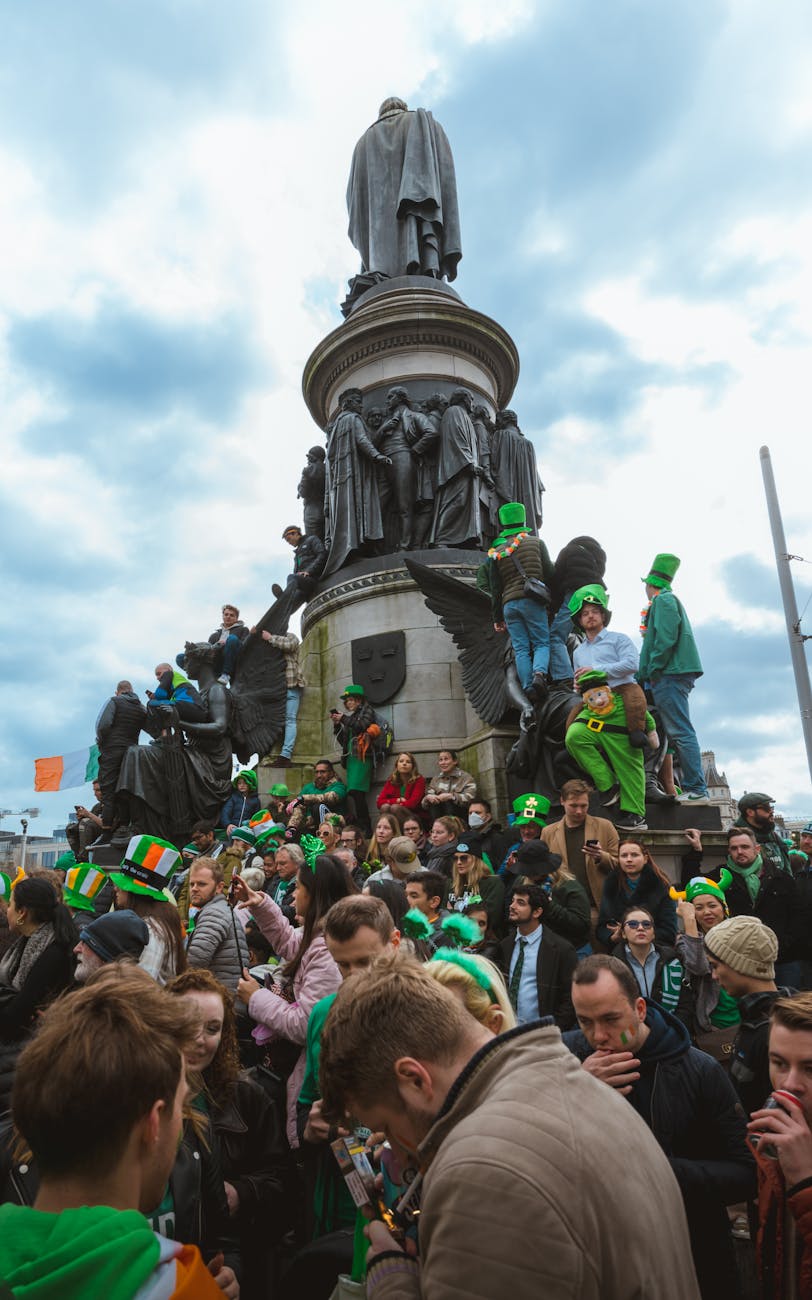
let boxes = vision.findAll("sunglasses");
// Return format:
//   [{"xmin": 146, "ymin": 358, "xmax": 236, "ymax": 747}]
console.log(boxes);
[
  {"xmin": 625, "ymin": 919, "xmax": 653, "ymax": 930},
  {"xmin": 453, "ymin": 853, "xmax": 472, "ymax": 861}
]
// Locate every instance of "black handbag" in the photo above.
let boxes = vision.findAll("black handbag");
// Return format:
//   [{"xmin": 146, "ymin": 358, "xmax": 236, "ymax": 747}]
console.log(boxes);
[{"xmin": 509, "ymin": 550, "xmax": 551, "ymax": 606}]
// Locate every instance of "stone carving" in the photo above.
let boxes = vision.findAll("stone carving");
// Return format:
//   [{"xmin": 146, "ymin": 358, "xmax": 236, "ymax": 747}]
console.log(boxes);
[
  {"xmin": 491, "ymin": 409, "xmax": 545, "ymax": 533},
  {"xmin": 324, "ymin": 389, "xmax": 392, "ymax": 575},
  {"xmin": 346, "ymin": 98, "xmax": 462, "ymax": 287},
  {"xmin": 297, "ymin": 446, "xmax": 326, "ymax": 542},
  {"xmin": 351, "ymin": 631, "xmax": 407, "ymax": 705},
  {"xmin": 433, "ymin": 388, "xmax": 483, "ymax": 549}
]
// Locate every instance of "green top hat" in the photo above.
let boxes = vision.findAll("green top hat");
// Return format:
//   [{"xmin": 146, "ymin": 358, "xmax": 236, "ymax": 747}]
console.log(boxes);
[
  {"xmin": 269, "ymin": 783, "xmax": 291, "ymax": 798},
  {"xmin": 64, "ymin": 864, "xmax": 108, "ymax": 914},
  {"xmin": 512, "ymin": 792, "xmax": 551, "ymax": 826},
  {"xmin": 568, "ymin": 584, "xmax": 611, "ymax": 627},
  {"xmin": 341, "ymin": 684, "xmax": 365, "ymax": 698},
  {"xmin": 106, "ymin": 834, "xmax": 182, "ymax": 903},
  {"xmin": 577, "ymin": 669, "xmax": 610, "ymax": 695},
  {"xmin": 497, "ymin": 502, "xmax": 527, "ymax": 532},
  {"xmin": 232, "ymin": 769, "xmax": 258, "ymax": 792},
  {"xmin": 643, "ymin": 553, "xmax": 680, "ymax": 589}
]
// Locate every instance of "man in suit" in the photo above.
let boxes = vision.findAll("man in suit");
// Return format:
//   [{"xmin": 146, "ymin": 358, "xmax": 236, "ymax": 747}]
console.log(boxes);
[
  {"xmin": 499, "ymin": 883, "xmax": 577, "ymax": 1029},
  {"xmin": 541, "ymin": 778, "xmax": 618, "ymax": 911}
]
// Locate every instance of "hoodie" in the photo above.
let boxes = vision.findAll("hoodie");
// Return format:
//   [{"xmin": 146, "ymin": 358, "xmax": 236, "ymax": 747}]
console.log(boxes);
[{"xmin": 0, "ymin": 1204, "xmax": 221, "ymax": 1299}]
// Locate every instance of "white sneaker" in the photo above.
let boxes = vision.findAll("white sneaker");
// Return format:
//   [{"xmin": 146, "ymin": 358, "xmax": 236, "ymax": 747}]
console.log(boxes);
[
  {"xmin": 217, "ymin": 673, "xmax": 231, "ymax": 687},
  {"xmin": 677, "ymin": 792, "xmax": 710, "ymax": 805}
]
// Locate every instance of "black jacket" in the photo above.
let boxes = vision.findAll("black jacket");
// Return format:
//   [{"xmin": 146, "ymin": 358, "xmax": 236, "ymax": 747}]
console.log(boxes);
[
  {"xmin": 729, "ymin": 987, "xmax": 795, "ymax": 1118},
  {"xmin": 551, "ymin": 535, "xmax": 607, "ymax": 610},
  {"xmin": 0, "ymin": 939, "xmax": 75, "ymax": 1114},
  {"xmin": 214, "ymin": 1073, "xmax": 287, "ymax": 1227},
  {"xmin": 498, "ymin": 926, "xmax": 577, "ymax": 1029},
  {"xmin": 596, "ymin": 863, "xmax": 677, "ymax": 949},
  {"xmin": 96, "ymin": 690, "xmax": 146, "ymax": 749},
  {"xmin": 294, "ymin": 534, "xmax": 327, "ymax": 579},
  {"xmin": 684, "ymin": 848, "xmax": 803, "ymax": 964},
  {"xmin": 565, "ymin": 1002, "xmax": 756, "ymax": 1299},
  {"xmin": 171, "ymin": 1116, "xmax": 241, "ymax": 1279}
]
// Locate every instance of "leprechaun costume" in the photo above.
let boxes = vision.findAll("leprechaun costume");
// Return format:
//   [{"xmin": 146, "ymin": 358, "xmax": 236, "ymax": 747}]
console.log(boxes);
[{"xmin": 565, "ymin": 671, "xmax": 657, "ymax": 827}]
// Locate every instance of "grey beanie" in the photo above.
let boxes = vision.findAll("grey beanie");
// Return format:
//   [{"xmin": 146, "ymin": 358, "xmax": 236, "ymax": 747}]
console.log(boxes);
[
  {"xmin": 704, "ymin": 915, "xmax": 778, "ymax": 980},
  {"xmin": 80, "ymin": 909, "xmax": 150, "ymax": 965}
]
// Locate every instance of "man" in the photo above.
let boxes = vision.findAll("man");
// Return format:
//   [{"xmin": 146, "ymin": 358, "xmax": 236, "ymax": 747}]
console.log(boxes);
[
  {"xmin": 569, "ymin": 585, "xmax": 650, "ymax": 745},
  {"xmin": 499, "ymin": 882, "xmax": 577, "ymax": 1028},
  {"xmin": 273, "ymin": 524, "xmax": 328, "ymax": 608},
  {"xmin": 801, "ymin": 821, "xmax": 812, "ymax": 860},
  {"xmin": 547, "ymin": 535, "xmax": 607, "ymax": 687},
  {"xmin": 404, "ymin": 871, "xmax": 448, "ymax": 943},
  {"xmin": 254, "ymin": 626, "xmax": 305, "ymax": 766},
  {"xmin": 637, "ymin": 552, "xmax": 709, "ymax": 803},
  {"xmin": 297, "ymin": 446, "xmax": 326, "ymax": 542},
  {"xmin": 541, "ymin": 777, "xmax": 618, "ymax": 910},
  {"xmin": 432, "ymin": 387, "xmax": 482, "ymax": 550},
  {"xmin": 487, "ymin": 500, "xmax": 555, "ymax": 701},
  {"xmin": 499, "ymin": 792, "xmax": 550, "ymax": 872},
  {"xmin": 323, "ymin": 390, "xmax": 392, "ymax": 575},
  {"xmin": 291, "ymin": 759, "xmax": 347, "ymax": 833},
  {"xmin": 94, "ymin": 680, "xmax": 146, "ymax": 841},
  {"xmin": 202, "ymin": 603, "xmax": 249, "ymax": 688},
  {"xmin": 65, "ymin": 779, "xmax": 104, "ymax": 862},
  {"xmin": 175, "ymin": 821, "xmax": 226, "ymax": 924},
  {"xmin": 401, "ymin": 816, "xmax": 428, "ymax": 865},
  {"xmin": 340, "ymin": 824, "xmax": 367, "ymax": 859},
  {"xmin": 148, "ymin": 662, "xmax": 207, "ymax": 721},
  {"xmin": 73, "ymin": 909, "xmax": 150, "ymax": 982},
  {"xmin": 186, "ymin": 859, "xmax": 249, "ymax": 995},
  {"xmin": 747, "ymin": 992, "xmax": 812, "ymax": 1299},
  {"xmin": 265, "ymin": 842, "xmax": 301, "ymax": 923},
  {"xmin": 567, "ymin": 955, "xmax": 755, "ymax": 1299},
  {"xmin": 704, "ymin": 915, "xmax": 795, "ymax": 1115},
  {"xmin": 319, "ymin": 951, "xmax": 701, "ymax": 1299},
  {"xmin": 467, "ymin": 797, "xmax": 507, "ymax": 869},
  {"xmin": 367, "ymin": 836, "xmax": 421, "ymax": 885},
  {"xmin": 376, "ymin": 387, "xmax": 434, "ymax": 550},
  {"xmin": 0, "ymin": 965, "xmax": 227, "ymax": 1297},
  {"xmin": 735, "ymin": 791, "xmax": 793, "ymax": 874}
]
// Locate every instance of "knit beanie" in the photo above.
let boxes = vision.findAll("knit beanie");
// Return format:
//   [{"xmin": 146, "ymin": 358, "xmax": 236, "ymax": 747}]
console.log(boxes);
[
  {"xmin": 704, "ymin": 915, "xmax": 778, "ymax": 980},
  {"xmin": 79, "ymin": 909, "xmax": 150, "ymax": 964}
]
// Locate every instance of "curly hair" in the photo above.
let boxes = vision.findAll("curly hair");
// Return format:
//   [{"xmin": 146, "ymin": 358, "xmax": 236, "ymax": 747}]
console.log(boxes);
[{"xmin": 167, "ymin": 968, "xmax": 240, "ymax": 1111}]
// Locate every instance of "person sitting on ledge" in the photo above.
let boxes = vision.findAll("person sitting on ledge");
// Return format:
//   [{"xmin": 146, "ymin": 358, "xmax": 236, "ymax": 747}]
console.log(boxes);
[{"xmin": 272, "ymin": 525, "xmax": 327, "ymax": 610}]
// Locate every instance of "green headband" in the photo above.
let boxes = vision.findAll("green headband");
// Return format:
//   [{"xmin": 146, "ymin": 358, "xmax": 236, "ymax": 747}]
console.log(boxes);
[
  {"xmin": 440, "ymin": 913, "xmax": 483, "ymax": 949},
  {"xmin": 401, "ymin": 908, "xmax": 434, "ymax": 942},
  {"xmin": 300, "ymin": 834, "xmax": 324, "ymax": 872},
  {"xmin": 430, "ymin": 946, "xmax": 495, "ymax": 998}
]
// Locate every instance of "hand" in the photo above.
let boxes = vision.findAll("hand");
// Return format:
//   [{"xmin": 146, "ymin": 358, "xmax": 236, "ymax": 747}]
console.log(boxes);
[
  {"xmin": 304, "ymin": 1098, "xmax": 350, "ymax": 1145},
  {"xmin": 749, "ymin": 1099, "xmax": 812, "ymax": 1185},
  {"xmin": 231, "ymin": 875, "xmax": 264, "ymax": 910},
  {"xmin": 676, "ymin": 898, "xmax": 699, "ymax": 936},
  {"xmin": 237, "ymin": 969, "xmax": 261, "ymax": 1005},
  {"xmin": 366, "ymin": 1219, "xmax": 405, "ymax": 1266},
  {"xmin": 607, "ymin": 921, "xmax": 623, "ymax": 943},
  {"xmin": 683, "ymin": 827, "xmax": 703, "ymax": 853},
  {"xmin": 494, "ymin": 622, "xmax": 506, "ymax": 633},
  {"xmin": 224, "ymin": 1181, "xmax": 240, "ymax": 1217},
  {"xmin": 582, "ymin": 842, "xmax": 603, "ymax": 861},
  {"xmin": 582, "ymin": 1050, "xmax": 641, "ymax": 1095},
  {"xmin": 75, "ymin": 806, "xmax": 89, "ymax": 819},
  {"xmin": 206, "ymin": 1254, "xmax": 239, "ymax": 1298},
  {"xmin": 145, "ymin": 688, "xmax": 154, "ymax": 700},
  {"xmin": 226, "ymin": 824, "xmax": 237, "ymax": 835},
  {"xmin": 378, "ymin": 456, "xmax": 393, "ymax": 467}
]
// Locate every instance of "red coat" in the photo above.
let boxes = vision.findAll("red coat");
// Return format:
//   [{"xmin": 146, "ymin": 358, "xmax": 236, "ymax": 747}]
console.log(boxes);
[
  {"xmin": 756, "ymin": 1143, "xmax": 812, "ymax": 1299},
  {"xmin": 376, "ymin": 776, "xmax": 426, "ymax": 812}
]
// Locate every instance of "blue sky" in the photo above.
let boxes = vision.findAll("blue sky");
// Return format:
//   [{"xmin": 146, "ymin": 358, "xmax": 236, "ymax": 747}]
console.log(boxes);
[{"xmin": 1, "ymin": 0, "xmax": 810, "ymax": 839}]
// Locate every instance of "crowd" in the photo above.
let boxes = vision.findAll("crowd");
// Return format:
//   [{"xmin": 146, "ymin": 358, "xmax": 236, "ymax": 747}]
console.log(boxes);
[{"xmin": 1, "ymin": 760, "xmax": 812, "ymax": 1299}]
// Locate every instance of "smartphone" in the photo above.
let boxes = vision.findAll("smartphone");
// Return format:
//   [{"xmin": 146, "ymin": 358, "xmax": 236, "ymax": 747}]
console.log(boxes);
[{"xmin": 586, "ymin": 839, "xmax": 599, "ymax": 847}]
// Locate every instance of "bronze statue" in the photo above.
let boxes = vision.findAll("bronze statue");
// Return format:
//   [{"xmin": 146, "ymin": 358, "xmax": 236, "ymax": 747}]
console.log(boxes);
[
  {"xmin": 297, "ymin": 446, "xmax": 326, "ymax": 542},
  {"xmin": 377, "ymin": 386, "xmax": 434, "ymax": 550},
  {"xmin": 491, "ymin": 409, "xmax": 545, "ymax": 533},
  {"xmin": 432, "ymin": 388, "xmax": 482, "ymax": 549},
  {"xmin": 323, "ymin": 389, "xmax": 392, "ymax": 574},
  {"xmin": 412, "ymin": 392, "xmax": 445, "ymax": 548},
  {"xmin": 346, "ymin": 98, "xmax": 462, "ymax": 285},
  {"xmin": 471, "ymin": 404, "xmax": 497, "ymax": 544}
]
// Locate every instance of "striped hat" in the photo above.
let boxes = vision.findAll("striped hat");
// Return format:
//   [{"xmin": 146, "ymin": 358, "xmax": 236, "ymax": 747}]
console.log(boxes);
[
  {"xmin": 107, "ymin": 834, "xmax": 182, "ymax": 902},
  {"xmin": 231, "ymin": 826, "xmax": 256, "ymax": 848},
  {"xmin": 249, "ymin": 810, "xmax": 273, "ymax": 830},
  {"xmin": 64, "ymin": 865, "xmax": 108, "ymax": 914}
]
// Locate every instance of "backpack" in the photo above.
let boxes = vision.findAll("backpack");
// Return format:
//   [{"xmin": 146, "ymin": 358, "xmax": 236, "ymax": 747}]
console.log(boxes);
[{"xmin": 371, "ymin": 710, "xmax": 395, "ymax": 765}]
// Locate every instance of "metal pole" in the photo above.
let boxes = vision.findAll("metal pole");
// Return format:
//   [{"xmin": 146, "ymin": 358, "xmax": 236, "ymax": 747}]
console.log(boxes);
[
  {"xmin": 759, "ymin": 446, "xmax": 812, "ymax": 782},
  {"xmin": 20, "ymin": 817, "xmax": 28, "ymax": 871}
]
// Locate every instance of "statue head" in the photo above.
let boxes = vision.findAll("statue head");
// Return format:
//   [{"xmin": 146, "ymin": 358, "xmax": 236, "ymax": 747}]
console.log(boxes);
[
  {"xmin": 183, "ymin": 640, "xmax": 222, "ymax": 682},
  {"xmin": 449, "ymin": 387, "xmax": 474, "ymax": 412},
  {"xmin": 496, "ymin": 409, "xmax": 518, "ymax": 429},
  {"xmin": 378, "ymin": 97, "xmax": 408, "ymax": 119},
  {"xmin": 307, "ymin": 446, "xmax": 326, "ymax": 462},
  {"xmin": 386, "ymin": 386, "xmax": 410, "ymax": 411},
  {"xmin": 339, "ymin": 388, "xmax": 363, "ymax": 413},
  {"xmin": 425, "ymin": 392, "xmax": 449, "ymax": 413},
  {"xmin": 365, "ymin": 405, "xmax": 384, "ymax": 429}
]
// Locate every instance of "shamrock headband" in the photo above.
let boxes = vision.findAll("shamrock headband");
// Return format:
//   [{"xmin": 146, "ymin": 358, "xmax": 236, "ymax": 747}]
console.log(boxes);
[
  {"xmin": 299, "ymin": 834, "xmax": 325, "ymax": 872},
  {"xmin": 401, "ymin": 908, "xmax": 434, "ymax": 942},
  {"xmin": 440, "ymin": 913, "xmax": 483, "ymax": 949},
  {"xmin": 669, "ymin": 868, "xmax": 732, "ymax": 909},
  {"xmin": 430, "ymin": 947, "xmax": 496, "ymax": 999}
]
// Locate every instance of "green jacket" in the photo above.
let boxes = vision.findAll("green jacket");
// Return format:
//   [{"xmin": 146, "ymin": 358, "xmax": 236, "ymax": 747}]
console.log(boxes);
[{"xmin": 638, "ymin": 590, "xmax": 703, "ymax": 681}]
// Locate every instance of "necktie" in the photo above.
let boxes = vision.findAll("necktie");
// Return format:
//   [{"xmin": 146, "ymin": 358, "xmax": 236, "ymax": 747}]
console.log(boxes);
[{"xmin": 509, "ymin": 937, "xmax": 528, "ymax": 1010}]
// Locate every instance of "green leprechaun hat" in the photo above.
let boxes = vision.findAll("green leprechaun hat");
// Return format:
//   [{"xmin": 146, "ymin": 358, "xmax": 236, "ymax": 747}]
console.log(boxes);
[
  {"xmin": 512, "ymin": 792, "xmax": 551, "ymax": 827},
  {"xmin": 643, "ymin": 553, "xmax": 680, "ymax": 590},
  {"xmin": 232, "ymin": 768, "xmax": 258, "ymax": 791},
  {"xmin": 669, "ymin": 869, "xmax": 732, "ymax": 913},
  {"xmin": 106, "ymin": 834, "xmax": 182, "ymax": 903},
  {"xmin": 568, "ymin": 584, "xmax": 611, "ymax": 627},
  {"xmin": 64, "ymin": 864, "xmax": 108, "ymax": 914},
  {"xmin": 577, "ymin": 669, "xmax": 610, "ymax": 695}
]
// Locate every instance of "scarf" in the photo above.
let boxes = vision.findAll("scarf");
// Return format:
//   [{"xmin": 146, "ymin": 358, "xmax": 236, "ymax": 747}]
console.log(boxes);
[
  {"xmin": 639, "ymin": 586, "xmax": 666, "ymax": 636},
  {"xmin": 726, "ymin": 851, "xmax": 763, "ymax": 904},
  {"xmin": 488, "ymin": 530, "xmax": 530, "ymax": 560},
  {"xmin": 0, "ymin": 922, "xmax": 56, "ymax": 992}
]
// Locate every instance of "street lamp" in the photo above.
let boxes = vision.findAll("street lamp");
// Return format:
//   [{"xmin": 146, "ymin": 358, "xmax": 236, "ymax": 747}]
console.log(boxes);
[{"xmin": 0, "ymin": 808, "xmax": 40, "ymax": 871}]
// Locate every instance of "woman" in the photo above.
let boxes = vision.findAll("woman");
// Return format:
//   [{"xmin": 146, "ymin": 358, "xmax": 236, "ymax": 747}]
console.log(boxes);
[
  {"xmin": 402, "ymin": 815, "xmax": 429, "ymax": 866},
  {"xmin": 318, "ymin": 817, "xmax": 344, "ymax": 853},
  {"xmin": 674, "ymin": 874, "xmax": 740, "ymax": 1061},
  {"xmin": 597, "ymin": 838, "xmax": 677, "ymax": 949},
  {"xmin": 461, "ymin": 900, "xmax": 502, "ymax": 963},
  {"xmin": 366, "ymin": 812, "xmax": 403, "ymax": 873},
  {"xmin": 0, "ymin": 878, "xmax": 75, "ymax": 1109},
  {"xmin": 169, "ymin": 969, "xmax": 287, "ymax": 1300},
  {"xmin": 233, "ymin": 851, "xmax": 349, "ymax": 1147},
  {"xmin": 329, "ymin": 684, "xmax": 381, "ymax": 833},
  {"xmin": 613, "ymin": 906, "xmax": 693, "ymax": 1029},
  {"xmin": 377, "ymin": 753, "xmax": 426, "ymax": 815},
  {"xmin": 447, "ymin": 835, "xmax": 505, "ymax": 936},
  {"xmin": 424, "ymin": 816, "xmax": 459, "ymax": 876},
  {"xmin": 365, "ymin": 878, "xmax": 409, "ymax": 932},
  {"xmin": 427, "ymin": 949, "xmax": 517, "ymax": 1034},
  {"xmin": 112, "ymin": 883, "xmax": 186, "ymax": 985},
  {"xmin": 421, "ymin": 749, "xmax": 476, "ymax": 821}
]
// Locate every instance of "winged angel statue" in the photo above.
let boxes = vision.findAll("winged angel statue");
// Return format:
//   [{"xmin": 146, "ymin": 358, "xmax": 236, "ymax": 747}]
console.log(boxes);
[
  {"xmin": 116, "ymin": 604, "xmax": 289, "ymax": 842},
  {"xmin": 404, "ymin": 559, "xmax": 580, "ymax": 799}
]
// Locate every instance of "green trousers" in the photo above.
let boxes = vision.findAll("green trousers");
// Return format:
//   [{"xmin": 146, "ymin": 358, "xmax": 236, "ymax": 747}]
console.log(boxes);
[{"xmin": 565, "ymin": 713, "xmax": 646, "ymax": 816}]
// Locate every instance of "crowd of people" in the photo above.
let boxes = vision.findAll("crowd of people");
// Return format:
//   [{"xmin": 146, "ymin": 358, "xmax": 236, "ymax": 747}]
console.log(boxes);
[{"xmin": 1, "ymin": 763, "xmax": 812, "ymax": 1298}]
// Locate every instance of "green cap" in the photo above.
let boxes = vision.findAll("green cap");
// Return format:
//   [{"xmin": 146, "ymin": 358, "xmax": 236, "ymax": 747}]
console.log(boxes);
[
  {"xmin": 512, "ymin": 792, "xmax": 550, "ymax": 826},
  {"xmin": 497, "ymin": 502, "xmax": 527, "ymax": 531},
  {"xmin": 578, "ymin": 670, "xmax": 610, "ymax": 695},
  {"xmin": 341, "ymin": 684, "xmax": 365, "ymax": 698},
  {"xmin": 568, "ymin": 584, "xmax": 611, "ymax": 627},
  {"xmin": 643, "ymin": 553, "xmax": 680, "ymax": 589}
]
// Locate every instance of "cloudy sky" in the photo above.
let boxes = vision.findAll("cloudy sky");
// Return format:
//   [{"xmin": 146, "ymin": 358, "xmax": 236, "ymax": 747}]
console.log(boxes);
[{"xmin": 2, "ymin": 0, "xmax": 811, "ymax": 839}]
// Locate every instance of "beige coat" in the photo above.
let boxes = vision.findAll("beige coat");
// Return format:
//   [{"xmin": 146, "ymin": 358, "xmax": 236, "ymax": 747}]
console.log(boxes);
[
  {"xmin": 542, "ymin": 813, "xmax": 618, "ymax": 905},
  {"xmin": 366, "ymin": 1023, "xmax": 700, "ymax": 1300}
]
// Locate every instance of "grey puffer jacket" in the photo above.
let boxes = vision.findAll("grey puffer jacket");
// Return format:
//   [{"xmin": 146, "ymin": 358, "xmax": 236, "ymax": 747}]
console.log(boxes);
[
  {"xmin": 186, "ymin": 895, "xmax": 249, "ymax": 995},
  {"xmin": 676, "ymin": 931, "xmax": 720, "ymax": 1033}
]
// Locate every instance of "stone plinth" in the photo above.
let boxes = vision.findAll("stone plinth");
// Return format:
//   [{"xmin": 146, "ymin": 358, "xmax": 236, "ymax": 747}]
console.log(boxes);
[{"xmin": 302, "ymin": 280, "xmax": 520, "ymax": 427}]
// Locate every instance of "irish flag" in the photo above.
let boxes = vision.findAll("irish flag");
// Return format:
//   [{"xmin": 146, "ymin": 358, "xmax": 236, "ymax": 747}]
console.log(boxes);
[{"xmin": 34, "ymin": 745, "xmax": 100, "ymax": 792}]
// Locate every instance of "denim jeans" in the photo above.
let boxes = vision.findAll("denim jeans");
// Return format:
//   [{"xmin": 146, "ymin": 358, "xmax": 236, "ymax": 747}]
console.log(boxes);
[
  {"xmin": 281, "ymin": 687, "xmax": 302, "ymax": 759},
  {"xmin": 222, "ymin": 633, "xmax": 243, "ymax": 678},
  {"xmin": 650, "ymin": 673, "xmax": 708, "ymax": 796},
  {"xmin": 503, "ymin": 597, "xmax": 551, "ymax": 690},
  {"xmin": 548, "ymin": 595, "xmax": 574, "ymax": 681}
]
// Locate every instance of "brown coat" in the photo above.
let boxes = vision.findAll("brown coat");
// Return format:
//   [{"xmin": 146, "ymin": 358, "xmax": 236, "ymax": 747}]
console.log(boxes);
[
  {"xmin": 366, "ymin": 1023, "xmax": 700, "ymax": 1300},
  {"xmin": 541, "ymin": 813, "xmax": 618, "ymax": 905}
]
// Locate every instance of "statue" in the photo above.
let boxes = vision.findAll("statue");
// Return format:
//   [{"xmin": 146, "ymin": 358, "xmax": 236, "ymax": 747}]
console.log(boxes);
[
  {"xmin": 412, "ymin": 392, "xmax": 445, "ymax": 548},
  {"xmin": 471, "ymin": 404, "xmax": 497, "ymax": 543},
  {"xmin": 377, "ymin": 386, "xmax": 435, "ymax": 550},
  {"xmin": 491, "ymin": 409, "xmax": 545, "ymax": 533},
  {"xmin": 297, "ymin": 446, "xmax": 326, "ymax": 542},
  {"xmin": 432, "ymin": 388, "xmax": 482, "ymax": 549},
  {"xmin": 346, "ymin": 98, "xmax": 462, "ymax": 287},
  {"xmin": 323, "ymin": 388, "xmax": 392, "ymax": 575}
]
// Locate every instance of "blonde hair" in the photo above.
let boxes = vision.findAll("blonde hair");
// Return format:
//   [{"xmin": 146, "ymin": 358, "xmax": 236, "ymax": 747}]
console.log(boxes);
[
  {"xmin": 427, "ymin": 953, "xmax": 516, "ymax": 1031},
  {"xmin": 451, "ymin": 854, "xmax": 491, "ymax": 898}
]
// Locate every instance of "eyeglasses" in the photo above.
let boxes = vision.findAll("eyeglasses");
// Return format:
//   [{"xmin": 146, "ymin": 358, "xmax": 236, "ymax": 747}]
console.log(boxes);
[
  {"xmin": 625, "ymin": 919, "xmax": 653, "ymax": 930},
  {"xmin": 453, "ymin": 853, "xmax": 472, "ymax": 862}
]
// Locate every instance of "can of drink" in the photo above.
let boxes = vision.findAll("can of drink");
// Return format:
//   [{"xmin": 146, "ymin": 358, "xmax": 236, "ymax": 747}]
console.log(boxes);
[{"xmin": 754, "ymin": 1090, "xmax": 803, "ymax": 1159}]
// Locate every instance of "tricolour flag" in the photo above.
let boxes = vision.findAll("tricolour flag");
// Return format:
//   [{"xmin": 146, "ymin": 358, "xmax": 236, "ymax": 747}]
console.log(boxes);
[{"xmin": 34, "ymin": 745, "xmax": 100, "ymax": 792}]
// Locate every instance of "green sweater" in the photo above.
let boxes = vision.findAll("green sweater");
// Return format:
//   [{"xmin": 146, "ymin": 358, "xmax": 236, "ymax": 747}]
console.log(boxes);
[{"xmin": 638, "ymin": 589, "xmax": 703, "ymax": 681}]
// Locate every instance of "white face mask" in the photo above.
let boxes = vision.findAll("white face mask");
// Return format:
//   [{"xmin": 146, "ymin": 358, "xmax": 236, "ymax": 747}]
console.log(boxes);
[{"xmin": 468, "ymin": 811, "xmax": 486, "ymax": 830}]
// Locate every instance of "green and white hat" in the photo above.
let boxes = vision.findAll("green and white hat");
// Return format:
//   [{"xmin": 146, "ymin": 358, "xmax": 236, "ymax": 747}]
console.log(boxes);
[
  {"xmin": 643, "ymin": 553, "xmax": 680, "ymax": 589},
  {"xmin": 107, "ymin": 834, "xmax": 182, "ymax": 903},
  {"xmin": 231, "ymin": 826, "xmax": 256, "ymax": 848},
  {"xmin": 512, "ymin": 792, "xmax": 551, "ymax": 827},
  {"xmin": 0, "ymin": 872, "xmax": 14, "ymax": 902},
  {"xmin": 64, "ymin": 865, "xmax": 108, "ymax": 914},
  {"xmin": 249, "ymin": 809, "xmax": 273, "ymax": 831}
]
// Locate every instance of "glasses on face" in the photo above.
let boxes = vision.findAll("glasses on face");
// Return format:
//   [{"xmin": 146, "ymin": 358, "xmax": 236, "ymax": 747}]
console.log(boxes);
[
  {"xmin": 453, "ymin": 853, "xmax": 471, "ymax": 862},
  {"xmin": 625, "ymin": 919, "xmax": 653, "ymax": 930}
]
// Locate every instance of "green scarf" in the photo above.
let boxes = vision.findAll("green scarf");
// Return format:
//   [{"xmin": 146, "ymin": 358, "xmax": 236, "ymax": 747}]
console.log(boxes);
[{"xmin": 726, "ymin": 851, "xmax": 763, "ymax": 904}]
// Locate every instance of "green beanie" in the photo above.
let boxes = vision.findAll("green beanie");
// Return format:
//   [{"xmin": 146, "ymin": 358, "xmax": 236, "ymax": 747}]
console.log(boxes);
[{"xmin": 233, "ymin": 769, "xmax": 258, "ymax": 792}]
